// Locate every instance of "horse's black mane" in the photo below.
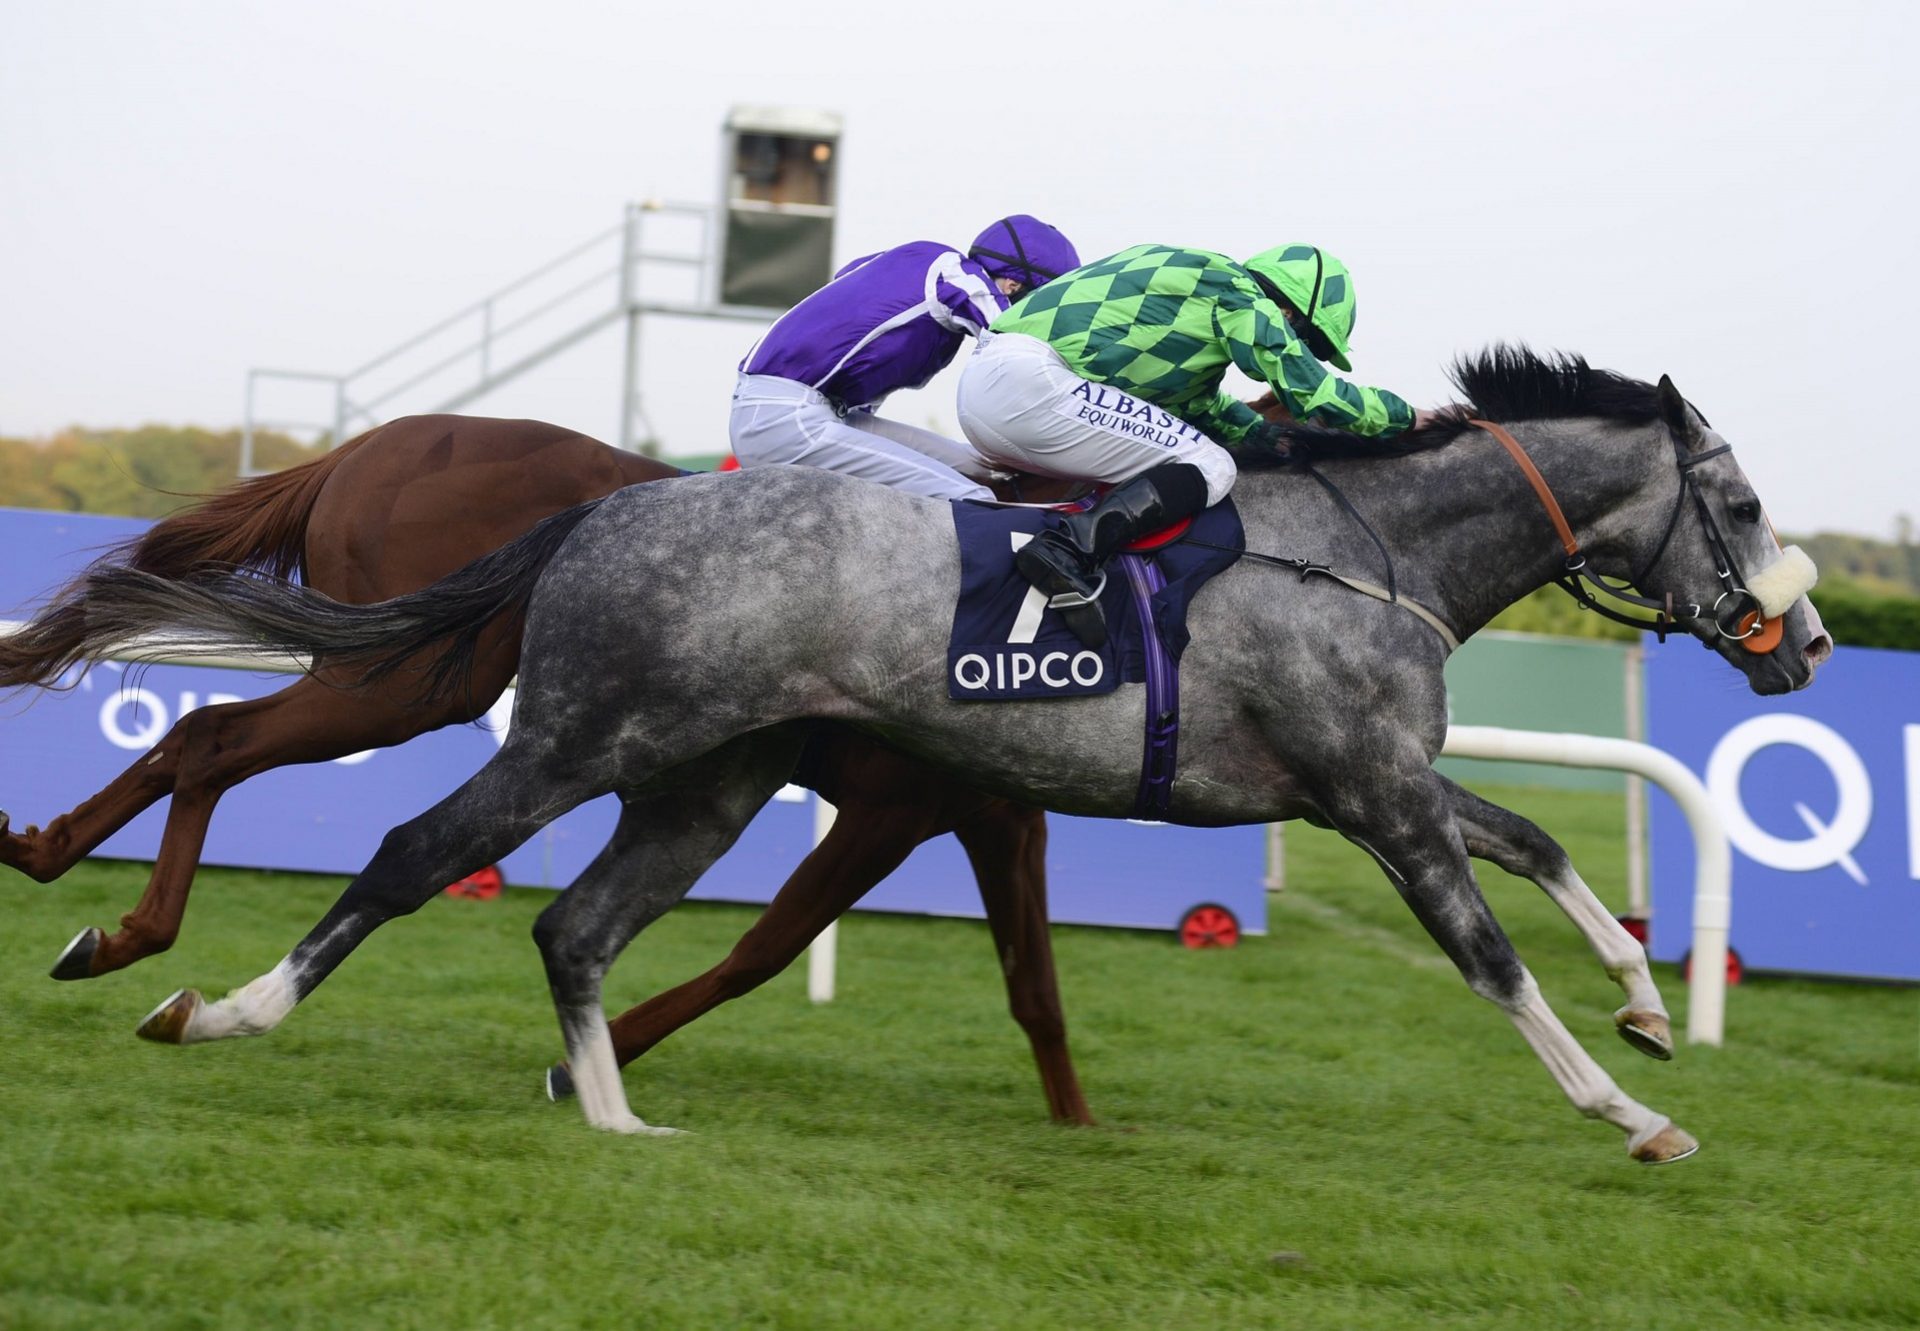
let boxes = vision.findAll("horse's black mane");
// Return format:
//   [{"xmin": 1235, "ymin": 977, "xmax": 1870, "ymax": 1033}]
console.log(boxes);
[{"xmin": 1246, "ymin": 343, "xmax": 1660, "ymax": 468}]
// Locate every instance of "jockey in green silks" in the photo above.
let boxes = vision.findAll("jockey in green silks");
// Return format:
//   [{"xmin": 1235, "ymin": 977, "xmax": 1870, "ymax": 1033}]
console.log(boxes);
[{"xmin": 956, "ymin": 242, "xmax": 1421, "ymax": 646}]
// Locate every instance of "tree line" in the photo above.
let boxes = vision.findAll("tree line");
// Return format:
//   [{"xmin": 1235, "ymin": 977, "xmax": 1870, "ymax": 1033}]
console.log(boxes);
[{"xmin": 0, "ymin": 425, "xmax": 326, "ymax": 519}]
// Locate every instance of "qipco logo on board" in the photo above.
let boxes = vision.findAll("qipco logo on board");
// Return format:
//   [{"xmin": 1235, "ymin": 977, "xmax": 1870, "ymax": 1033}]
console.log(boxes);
[{"xmin": 1704, "ymin": 714, "xmax": 1920, "ymax": 884}]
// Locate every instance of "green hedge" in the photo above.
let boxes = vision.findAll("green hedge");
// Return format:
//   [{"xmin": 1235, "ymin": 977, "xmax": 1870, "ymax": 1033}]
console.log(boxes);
[
  {"xmin": 1485, "ymin": 584, "xmax": 1640, "ymax": 642},
  {"xmin": 1804, "ymin": 580, "xmax": 1920, "ymax": 652},
  {"xmin": 1483, "ymin": 579, "xmax": 1920, "ymax": 651}
]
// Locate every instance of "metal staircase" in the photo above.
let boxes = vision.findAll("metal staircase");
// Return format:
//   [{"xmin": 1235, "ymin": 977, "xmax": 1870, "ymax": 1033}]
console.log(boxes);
[{"xmin": 239, "ymin": 202, "xmax": 785, "ymax": 474}]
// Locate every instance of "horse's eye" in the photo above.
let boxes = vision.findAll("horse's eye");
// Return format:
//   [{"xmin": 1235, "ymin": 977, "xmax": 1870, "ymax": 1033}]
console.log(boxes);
[{"xmin": 1731, "ymin": 500, "xmax": 1761, "ymax": 525}]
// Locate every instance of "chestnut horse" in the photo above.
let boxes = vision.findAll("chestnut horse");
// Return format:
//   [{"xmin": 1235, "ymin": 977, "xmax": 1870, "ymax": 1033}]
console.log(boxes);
[{"xmin": 0, "ymin": 416, "xmax": 1091, "ymax": 1123}]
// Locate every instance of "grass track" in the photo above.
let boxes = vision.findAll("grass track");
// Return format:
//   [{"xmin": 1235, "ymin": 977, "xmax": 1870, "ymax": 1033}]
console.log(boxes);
[{"xmin": 2, "ymin": 786, "xmax": 1915, "ymax": 1329}]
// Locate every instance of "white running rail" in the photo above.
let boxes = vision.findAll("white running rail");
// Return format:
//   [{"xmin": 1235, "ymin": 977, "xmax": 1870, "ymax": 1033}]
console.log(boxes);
[
  {"xmin": 807, "ymin": 796, "xmax": 839, "ymax": 1004},
  {"xmin": 1441, "ymin": 725, "xmax": 1732, "ymax": 1046},
  {"xmin": 806, "ymin": 726, "xmax": 1733, "ymax": 1045}
]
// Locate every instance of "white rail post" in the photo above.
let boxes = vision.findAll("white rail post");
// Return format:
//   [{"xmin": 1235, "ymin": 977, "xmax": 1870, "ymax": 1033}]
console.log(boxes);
[
  {"xmin": 806, "ymin": 794, "xmax": 838, "ymax": 1004},
  {"xmin": 1623, "ymin": 643, "xmax": 1651, "ymax": 920},
  {"xmin": 1264, "ymin": 822, "xmax": 1287, "ymax": 892},
  {"xmin": 1440, "ymin": 726, "xmax": 1732, "ymax": 1045}
]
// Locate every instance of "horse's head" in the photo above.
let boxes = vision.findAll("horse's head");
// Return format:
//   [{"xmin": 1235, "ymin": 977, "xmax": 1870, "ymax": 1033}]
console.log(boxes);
[{"xmin": 1623, "ymin": 376, "xmax": 1831, "ymax": 695}]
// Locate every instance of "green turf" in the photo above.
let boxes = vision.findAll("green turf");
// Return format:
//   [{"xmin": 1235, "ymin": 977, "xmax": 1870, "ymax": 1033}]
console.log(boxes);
[{"xmin": 1, "ymin": 785, "xmax": 1914, "ymax": 1329}]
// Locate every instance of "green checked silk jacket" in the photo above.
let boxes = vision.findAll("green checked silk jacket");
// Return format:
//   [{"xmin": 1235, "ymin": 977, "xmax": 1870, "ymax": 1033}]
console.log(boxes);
[{"xmin": 991, "ymin": 244, "xmax": 1414, "ymax": 445}]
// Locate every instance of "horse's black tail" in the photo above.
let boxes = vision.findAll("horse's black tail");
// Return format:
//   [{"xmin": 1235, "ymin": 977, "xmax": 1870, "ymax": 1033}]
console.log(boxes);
[{"xmin": 1, "ymin": 499, "xmax": 606, "ymax": 699}]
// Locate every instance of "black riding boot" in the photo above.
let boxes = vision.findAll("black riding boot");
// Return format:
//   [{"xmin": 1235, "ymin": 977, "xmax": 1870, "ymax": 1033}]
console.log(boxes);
[{"xmin": 1015, "ymin": 462, "xmax": 1210, "ymax": 649}]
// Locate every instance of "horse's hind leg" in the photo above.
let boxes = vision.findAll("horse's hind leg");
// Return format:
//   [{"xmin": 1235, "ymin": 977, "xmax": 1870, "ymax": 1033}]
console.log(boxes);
[
  {"xmin": 2, "ymin": 732, "xmax": 181, "ymax": 885},
  {"xmin": 1321, "ymin": 767, "xmax": 1695, "ymax": 1163},
  {"xmin": 134, "ymin": 732, "xmax": 590, "ymax": 1046},
  {"xmin": 952, "ymin": 801, "xmax": 1093, "ymax": 1125},
  {"xmin": 580, "ymin": 743, "xmax": 1089, "ymax": 1123},
  {"xmin": 25, "ymin": 696, "xmax": 265, "ymax": 979},
  {"xmin": 581, "ymin": 790, "xmax": 945, "ymax": 1093},
  {"xmin": 50, "ymin": 675, "xmax": 474, "ymax": 981},
  {"xmin": 1440, "ymin": 776, "xmax": 1672, "ymax": 1060},
  {"xmin": 6, "ymin": 677, "xmax": 351, "ymax": 891},
  {"xmin": 533, "ymin": 733, "xmax": 804, "ymax": 1134}
]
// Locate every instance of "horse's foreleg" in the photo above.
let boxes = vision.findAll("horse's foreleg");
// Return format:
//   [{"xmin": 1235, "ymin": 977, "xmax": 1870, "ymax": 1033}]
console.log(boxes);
[
  {"xmin": 952, "ymin": 801, "xmax": 1092, "ymax": 1126},
  {"xmin": 1441, "ymin": 776, "xmax": 1672, "ymax": 1059},
  {"xmin": 535, "ymin": 735, "xmax": 802, "ymax": 1134},
  {"xmin": 1327, "ymin": 770, "xmax": 1696, "ymax": 1164},
  {"xmin": 1443, "ymin": 779, "xmax": 1674, "ymax": 1060}
]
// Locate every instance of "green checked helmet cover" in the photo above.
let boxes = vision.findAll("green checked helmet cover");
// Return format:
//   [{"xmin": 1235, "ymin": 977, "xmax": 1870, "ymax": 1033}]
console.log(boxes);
[{"xmin": 1243, "ymin": 244, "xmax": 1358, "ymax": 371}]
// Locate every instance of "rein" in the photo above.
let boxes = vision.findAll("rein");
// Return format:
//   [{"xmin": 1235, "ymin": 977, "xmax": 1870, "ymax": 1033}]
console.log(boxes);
[
  {"xmin": 1469, "ymin": 419, "xmax": 1771, "ymax": 649},
  {"xmin": 1301, "ymin": 460, "xmax": 1397, "ymax": 603},
  {"xmin": 1172, "ymin": 416, "xmax": 1776, "ymax": 657},
  {"xmin": 1179, "ymin": 463, "xmax": 1461, "ymax": 652}
]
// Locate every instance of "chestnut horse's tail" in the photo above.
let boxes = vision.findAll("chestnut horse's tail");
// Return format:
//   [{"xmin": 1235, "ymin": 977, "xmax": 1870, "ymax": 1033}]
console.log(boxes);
[
  {"xmin": 0, "ymin": 432, "xmax": 373, "ymax": 689},
  {"xmin": 124, "ymin": 428, "xmax": 376, "ymax": 582},
  {"xmin": 0, "ymin": 499, "xmax": 605, "ymax": 697}
]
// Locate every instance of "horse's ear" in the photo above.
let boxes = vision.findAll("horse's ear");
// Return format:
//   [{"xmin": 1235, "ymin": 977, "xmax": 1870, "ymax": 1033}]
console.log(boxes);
[{"xmin": 1655, "ymin": 374, "xmax": 1700, "ymax": 450}]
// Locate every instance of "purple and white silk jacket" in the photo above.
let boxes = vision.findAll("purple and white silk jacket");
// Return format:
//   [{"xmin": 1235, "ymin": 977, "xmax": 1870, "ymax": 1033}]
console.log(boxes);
[{"xmin": 740, "ymin": 241, "xmax": 1007, "ymax": 410}]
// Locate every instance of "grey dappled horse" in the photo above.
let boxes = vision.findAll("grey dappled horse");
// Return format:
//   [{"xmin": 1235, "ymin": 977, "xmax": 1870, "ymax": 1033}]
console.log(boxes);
[{"xmin": 50, "ymin": 350, "xmax": 1829, "ymax": 1162}]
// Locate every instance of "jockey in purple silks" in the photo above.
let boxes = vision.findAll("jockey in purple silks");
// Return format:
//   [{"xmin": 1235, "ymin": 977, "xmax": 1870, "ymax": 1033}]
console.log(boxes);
[{"xmin": 730, "ymin": 216, "xmax": 1080, "ymax": 500}]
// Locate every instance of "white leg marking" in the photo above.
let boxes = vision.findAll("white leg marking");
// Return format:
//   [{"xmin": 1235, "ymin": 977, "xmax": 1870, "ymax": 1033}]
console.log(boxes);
[
  {"xmin": 1540, "ymin": 865, "xmax": 1666, "ymax": 1016},
  {"xmin": 1503, "ymin": 971, "xmax": 1661, "ymax": 1141},
  {"xmin": 176, "ymin": 957, "xmax": 301, "ymax": 1043},
  {"xmin": 565, "ymin": 1007, "xmax": 680, "ymax": 1137}
]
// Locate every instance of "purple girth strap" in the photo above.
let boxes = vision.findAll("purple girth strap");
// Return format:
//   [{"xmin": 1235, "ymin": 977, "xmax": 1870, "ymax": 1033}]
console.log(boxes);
[{"xmin": 1120, "ymin": 553, "xmax": 1179, "ymax": 820}]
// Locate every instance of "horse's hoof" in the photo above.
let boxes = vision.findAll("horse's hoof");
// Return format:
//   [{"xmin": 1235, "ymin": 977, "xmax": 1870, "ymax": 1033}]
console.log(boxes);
[
  {"xmin": 136, "ymin": 989, "xmax": 202, "ymax": 1044},
  {"xmin": 1628, "ymin": 1120, "xmax": 1699, "ymax": 1165},
  {"xmin": 545, "ymin": 1063, "xmax": 575, "ymax": 1102},
  {"xmin": 593, "ymin": 1115, "xmax": 682, "ymax": 1137},
  {"xmin": 1614, "ymin": 1008, "xmax": 1674, "ymax": 1061},
  {"xmin": 50, "ymin": 927, "xmax": 104, "ymax": 982}
]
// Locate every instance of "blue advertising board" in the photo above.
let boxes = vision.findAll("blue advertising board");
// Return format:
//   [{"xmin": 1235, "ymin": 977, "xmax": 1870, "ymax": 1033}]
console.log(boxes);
[
  {"xmin": 1646, "ymin": 642, "xmax": 1919, "ymax": 981},
  {"xmin": 0, "ymin": 507, "xmax": 1265, "ymax": 935}
]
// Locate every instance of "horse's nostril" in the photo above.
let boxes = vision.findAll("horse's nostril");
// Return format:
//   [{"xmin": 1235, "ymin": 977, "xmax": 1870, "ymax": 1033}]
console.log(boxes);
[{"xmin": 1804, "ymin": 633, "xmax": 1834, "ymax": 667}]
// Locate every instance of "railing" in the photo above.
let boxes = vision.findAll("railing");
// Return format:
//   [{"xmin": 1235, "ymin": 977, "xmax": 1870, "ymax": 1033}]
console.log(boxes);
[
  {"xmin": 239, "ymin": 203, "xmax": 782, "ymax": 473},
  {"xmin": 1441, "ymin": 726, "xmax": 1733, "ymax": 1046}
]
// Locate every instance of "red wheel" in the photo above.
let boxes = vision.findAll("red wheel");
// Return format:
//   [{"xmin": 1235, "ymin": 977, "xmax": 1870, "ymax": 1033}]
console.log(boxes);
[
  {"xmin": 1179, "ymin": 903, "xmax": 1240, "ymax": 949},
  {"xmin": 445, "ymin": 864, "xmax": 505, "ymax": 901},
  {"xmin": 1617, "ymin": 915, "xmax": 1650, "ymax": 946},
  {"xmin": 1680, "ymin": 946, "xmax": 1743, "ymax": 986}
]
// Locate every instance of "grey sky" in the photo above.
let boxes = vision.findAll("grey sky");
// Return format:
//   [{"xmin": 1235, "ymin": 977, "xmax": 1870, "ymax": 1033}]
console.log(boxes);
[{"xmin": 2, "ymin": 0, "xmax": 1913, "ymax": 537}]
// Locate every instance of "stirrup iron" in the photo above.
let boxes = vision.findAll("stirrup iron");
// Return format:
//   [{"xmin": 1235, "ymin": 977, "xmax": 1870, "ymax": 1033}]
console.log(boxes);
[{"xmin": 1044, "ymin": 569, "xmax": 1107, "ymax": 611}]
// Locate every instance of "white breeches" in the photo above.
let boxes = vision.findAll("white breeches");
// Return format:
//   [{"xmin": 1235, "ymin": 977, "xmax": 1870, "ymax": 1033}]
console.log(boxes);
[
  {"xmin": 955, "ymin": 332, "xmax": 1238, "ymax": 505},
  {"xmin": 729, "ymin": 374, "xmax": 993, "ymax": 501}
]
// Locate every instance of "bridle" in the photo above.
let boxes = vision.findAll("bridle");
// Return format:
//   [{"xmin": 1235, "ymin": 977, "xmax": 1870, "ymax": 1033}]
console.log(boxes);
[{"xmin": 1471, "ymin": 419, "xmax": 1777, "ymax": 651}]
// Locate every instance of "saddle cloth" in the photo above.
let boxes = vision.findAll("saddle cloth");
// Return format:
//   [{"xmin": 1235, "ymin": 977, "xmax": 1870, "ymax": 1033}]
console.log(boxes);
[{"xmin": 945, "ymin": 498, "xmax": 1244, "ymax": 702}]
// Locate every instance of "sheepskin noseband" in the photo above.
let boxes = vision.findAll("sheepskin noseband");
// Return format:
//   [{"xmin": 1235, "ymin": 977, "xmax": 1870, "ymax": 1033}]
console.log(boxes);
[{"xmin": 1748, "ymin": 545, "xmax": 1818, "ymax": 619}]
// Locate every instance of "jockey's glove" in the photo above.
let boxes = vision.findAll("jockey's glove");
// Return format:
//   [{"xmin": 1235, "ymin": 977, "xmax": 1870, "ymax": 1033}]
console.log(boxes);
[{"xmin": 1241, "ymin": 420, "xmax": 1293, "ymax": 458}]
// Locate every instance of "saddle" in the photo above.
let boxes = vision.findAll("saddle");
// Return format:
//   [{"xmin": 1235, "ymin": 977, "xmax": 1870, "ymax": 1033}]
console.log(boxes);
[
  {"xmin": 1119, "ymin": 515, "xmax": 1193, "ymax": 552},
  {"xmin": 985, "ymin": 469, "xmax": 1196, "ymax": 549},
  {"xmin": 944, "ymin": 499, "xmax": 1241, "ymax": 819},
  {"xmin": 944, "ymin": 500, "xmax": 1239, "ymax": 700}
]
